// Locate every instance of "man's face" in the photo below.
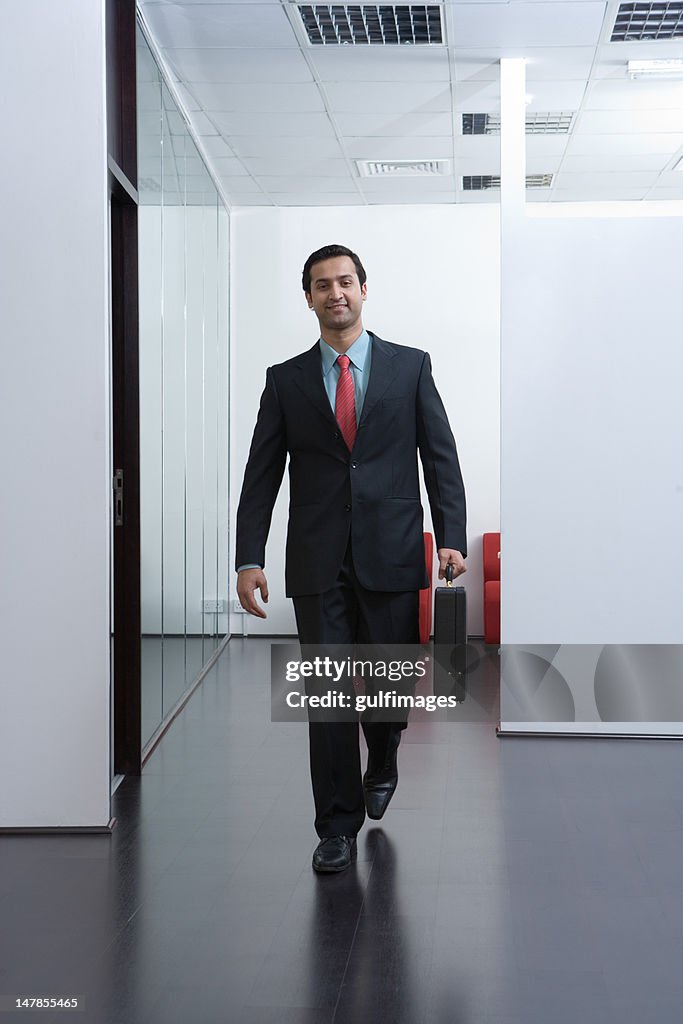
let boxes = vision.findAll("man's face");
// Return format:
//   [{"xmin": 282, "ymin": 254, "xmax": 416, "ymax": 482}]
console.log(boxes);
[{"xmin": 306, "ymin": 256, "xmax": 367, "ymax": 334}]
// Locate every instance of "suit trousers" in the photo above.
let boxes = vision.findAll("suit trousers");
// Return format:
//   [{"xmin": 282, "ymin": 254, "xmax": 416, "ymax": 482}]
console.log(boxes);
[{"xmin": 292, "ymin": 541, "xmax": 419, "ymax": 838}]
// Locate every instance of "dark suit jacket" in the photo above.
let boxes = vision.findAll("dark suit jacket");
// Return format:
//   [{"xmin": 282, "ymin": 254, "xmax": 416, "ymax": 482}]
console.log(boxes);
[{"xmin": 235, "ymin": 332, "xmax": 467, "ymax": 597}]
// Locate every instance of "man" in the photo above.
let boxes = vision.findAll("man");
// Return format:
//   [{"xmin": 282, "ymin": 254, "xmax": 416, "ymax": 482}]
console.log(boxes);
[{"xmin": 236, "ymin": 244, "xmax": 466, "ymax": 873}]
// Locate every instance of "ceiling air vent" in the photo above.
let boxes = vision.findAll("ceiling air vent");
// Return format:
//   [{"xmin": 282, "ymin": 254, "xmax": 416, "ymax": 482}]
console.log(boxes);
[
  {"xmin": 356, "ymin": 158, "xmax": 450, "ymax": 177},
  {"xmin": 462, "ymin": 112, "xmax": 575, "ymax": 136},
  {"xmin": 298, "ymin": 5, "xmax": 444, "ymax": 45},
  {"xmin": 611, "ymin": 2, "xmax": 683, "ymax": 41},
  {"xmin": 462, "ymin": 174, "xmax": 554, "ymax": 190}
]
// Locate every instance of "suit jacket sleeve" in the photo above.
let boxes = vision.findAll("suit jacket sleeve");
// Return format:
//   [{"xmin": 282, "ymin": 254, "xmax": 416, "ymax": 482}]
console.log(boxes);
[
  {"xmin": 416, "ymin": 352, "xmax": 467, "ymax": 557},
  {"xmin": 235, "ymin": 367, "xmax": 288, "ymax": 571}
]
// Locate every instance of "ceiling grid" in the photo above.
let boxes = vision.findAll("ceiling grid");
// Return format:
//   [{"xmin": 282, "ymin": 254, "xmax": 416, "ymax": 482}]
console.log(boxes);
[{"xmin": 138, "ymin": 0, "xmax": 683, "ymax": 205}]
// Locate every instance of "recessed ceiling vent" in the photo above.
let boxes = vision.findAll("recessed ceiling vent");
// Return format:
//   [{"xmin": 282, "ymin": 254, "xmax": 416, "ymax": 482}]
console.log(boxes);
[
  {"xmin": 462, "ymin": 174, "xmax": 554, "ymax": 190},
  {"xmin": 356, "ymin": 158, "xmax": 450, "ymax": 177},
  {"xmin": 462, "ymin": 112, "xmax": 575, "ymax": 136},
  {"xmin": 611, "ymin": 2, "xmax": 683, "ymax": 41},
  {"xmin": 298, "ymin": 5, "xmax": 444, "ymax": 45}
]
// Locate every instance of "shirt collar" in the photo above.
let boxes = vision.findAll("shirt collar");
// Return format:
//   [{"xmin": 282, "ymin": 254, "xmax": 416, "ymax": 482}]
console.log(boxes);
[{"xmin": 319, "ymin": 329, "xmax": 370, "ymax": 377}]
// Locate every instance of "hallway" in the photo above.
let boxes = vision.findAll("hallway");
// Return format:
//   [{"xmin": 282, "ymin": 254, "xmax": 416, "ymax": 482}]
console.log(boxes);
[{"xmin": 3, "ymin": 638, "xmax": 683, "ymax": 1023}]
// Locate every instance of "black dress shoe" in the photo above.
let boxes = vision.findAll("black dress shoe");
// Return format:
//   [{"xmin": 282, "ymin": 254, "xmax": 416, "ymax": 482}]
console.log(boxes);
[
  {"xmin": 363, "ymin": 735, "xmax": 400, "ymax": 820},
  {"xmin": 312, "ymin": 835, "xmax": 357, "ymax": 873}
]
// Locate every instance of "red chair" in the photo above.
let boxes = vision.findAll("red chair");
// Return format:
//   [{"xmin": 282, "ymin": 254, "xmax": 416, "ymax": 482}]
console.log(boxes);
[
  {"xmin": 482, "ymin": 532, "xmax": 500, "ymax": 645},
  {"xmin": 419, "ymin": 532, "xmax": 434, "ymax": 643}
]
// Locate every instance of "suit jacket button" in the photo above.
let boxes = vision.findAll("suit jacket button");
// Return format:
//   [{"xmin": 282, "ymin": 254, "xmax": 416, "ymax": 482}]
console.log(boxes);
[
  {"xmin": 333, "ymin": 432, "xmax": 340, "ymax": 440},
  {"xmin": 345, "ymin": 504, "xmax": 351, "ymax": 511},
  {"xmin": 351, "ymin": 462, "xmax": 357, "ymax": 469}
]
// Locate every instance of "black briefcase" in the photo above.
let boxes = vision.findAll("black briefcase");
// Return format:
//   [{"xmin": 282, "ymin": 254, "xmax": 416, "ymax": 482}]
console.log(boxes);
[{"xmin": 433, "ymin": 565, "xmax": 467, "ymax": 701}]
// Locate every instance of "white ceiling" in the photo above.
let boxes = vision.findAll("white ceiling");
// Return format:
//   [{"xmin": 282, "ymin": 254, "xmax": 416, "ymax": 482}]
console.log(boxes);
[{"xmin": 137, "ymin": 0, "xmax": 683, "ymax": 205}]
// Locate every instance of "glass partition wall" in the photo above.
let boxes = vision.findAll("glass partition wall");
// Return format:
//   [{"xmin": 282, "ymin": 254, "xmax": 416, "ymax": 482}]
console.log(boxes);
[{"xmin": 137, "ymin": 27, "xmax": 229, "ymax": 747}]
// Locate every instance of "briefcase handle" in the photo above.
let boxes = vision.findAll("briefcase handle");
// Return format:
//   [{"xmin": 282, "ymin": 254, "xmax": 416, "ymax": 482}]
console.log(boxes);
[{"xmin": 444, "ymin": 564, "xmax": 454, "ymax": 587}]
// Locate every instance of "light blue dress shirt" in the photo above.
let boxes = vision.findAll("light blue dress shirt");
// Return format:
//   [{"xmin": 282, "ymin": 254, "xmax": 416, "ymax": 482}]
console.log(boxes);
[
  {"xmin": 238, "ymin": 330, "xmax": 372, "ymax": 573},
  {"xmin": 319, "ymin": 328, "xmax": 372, "ymax": 426}
]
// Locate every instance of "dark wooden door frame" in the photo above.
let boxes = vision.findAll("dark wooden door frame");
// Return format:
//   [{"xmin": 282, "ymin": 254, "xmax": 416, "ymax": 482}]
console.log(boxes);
[
  {"xmin": 110, "ymin": 170, "xmax": 141, "ymax": 777},
  {"xmin": 107, "ymin": 0, "xmax": 141, "ymax": 777}
]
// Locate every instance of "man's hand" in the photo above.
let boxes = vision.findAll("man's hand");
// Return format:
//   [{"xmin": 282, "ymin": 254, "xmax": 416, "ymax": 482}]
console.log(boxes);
[
  {"xmin": 437, "ymin": 548, "xmax": 466, "ymax": 580},
  {"xmin": 236, "ymin": 568, "xmax": 269, "ymax": 619}
]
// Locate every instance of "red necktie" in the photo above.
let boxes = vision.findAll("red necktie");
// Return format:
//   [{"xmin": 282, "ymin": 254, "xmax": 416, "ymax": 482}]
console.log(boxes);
[{"xmin": 335, "ymin": 354, "xmax": 357, "ymax": 451}]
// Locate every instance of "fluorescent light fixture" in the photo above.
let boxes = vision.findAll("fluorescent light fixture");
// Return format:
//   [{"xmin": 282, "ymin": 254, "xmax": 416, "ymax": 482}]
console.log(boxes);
[{"xmin": 627, "ymin": 59, "xmax": 683, "ymax": 80}]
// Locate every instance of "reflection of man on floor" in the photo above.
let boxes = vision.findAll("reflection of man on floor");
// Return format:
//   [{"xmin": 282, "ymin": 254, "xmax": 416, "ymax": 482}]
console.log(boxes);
[{"xmin": 236, "ymin": 244, "xmax": 467, "ymax": 872}]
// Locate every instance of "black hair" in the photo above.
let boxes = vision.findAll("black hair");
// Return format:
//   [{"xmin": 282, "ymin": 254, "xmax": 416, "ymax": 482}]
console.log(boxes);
[{"xmin": 302, "ymin": 244, "xmax": 367, "ymax": 294}]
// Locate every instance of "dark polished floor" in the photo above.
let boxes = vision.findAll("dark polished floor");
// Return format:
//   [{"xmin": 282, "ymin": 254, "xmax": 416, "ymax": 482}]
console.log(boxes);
[{"xmin": 2, "ymin": 638, "xmax": 683, "ymax": 1023}]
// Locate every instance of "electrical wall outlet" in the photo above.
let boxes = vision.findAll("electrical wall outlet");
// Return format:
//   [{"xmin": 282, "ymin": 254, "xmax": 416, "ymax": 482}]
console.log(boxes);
[
  {"xmin": 232, "ymin": 599, "xmax": 247, "ymax": 614},
  {"xmin": 202, "ymin": 599, "xmax": 226, "ymax": 614}
]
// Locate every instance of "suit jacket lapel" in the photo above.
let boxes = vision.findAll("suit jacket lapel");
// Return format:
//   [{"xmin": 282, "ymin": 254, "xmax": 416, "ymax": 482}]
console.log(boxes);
[
  {"xmin": 358, "ymin": 333, "xmax": 398, "ymax": 430},
  {"xmin": 292, "ymin": 342, "xmax": 339, "ymax": 432}
]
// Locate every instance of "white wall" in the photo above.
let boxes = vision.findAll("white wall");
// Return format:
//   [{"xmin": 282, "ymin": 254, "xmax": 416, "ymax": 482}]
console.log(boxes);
[
  {"xmin": 0, "ymin": 1, "xmax": 110, "ymax": 825},
  {"xmin": 230, "ymin": 204, "xmax": 501, "ymax": 636},
  {"xmin": 501, "ymin": 209, "xmax": 683, "ymax": 647}
]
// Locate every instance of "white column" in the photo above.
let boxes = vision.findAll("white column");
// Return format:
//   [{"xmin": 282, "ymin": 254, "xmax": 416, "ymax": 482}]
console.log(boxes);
[{"xmin": 0, "ymin": 0, "xmax": 111, "ymax": 825}]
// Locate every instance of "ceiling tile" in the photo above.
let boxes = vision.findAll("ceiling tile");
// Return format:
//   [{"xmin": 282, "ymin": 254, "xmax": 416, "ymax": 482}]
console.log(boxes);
[
  {"xmin": 554, "ymin": 171, "xmax": 661, "ymax": 189},
  {"xmin": 449, "ymin": 3, "xmax": 606, "ymax": 48},
  {"xmin": 309, "ymin": 48, "xmax": 451, "ymax": 83},
  {"xmin": 453, "ymin": 47, "xmax": 597, "ymax": 82},
  {"xmin": 364, "ymin": 193, "xmax": 457, "ymax": 205},
  {"xmin": 525, "ymin": 81, "xmax": 589, "ymax": 110},
  {"xmin": 560, "ymin": 153, "xmax": 670, "ymax": 172},
  {"xmin": 586, "ymin": 81, "xmax": 683, "ymax": 111},
  {"xmin": 526, "ymin": 136, "xmax": 573, "ymax": 158},
  {"xmin": 568, "ymin": 132, "xmax": 683, "ymax": 156},
  {"xmin": 210, "ymin": 112, "xmax": 335, "ymax": 137},
  {"xmin": 270, "ymin": 194, "xmax": 367, "ymax": 206},
  {"xmin": 551, "ymin": 187, "xmax": 649, "ymax": 201},
  {"xmin": 229, "ymin": 136, "xmax": 345, "ymax": 159},
  {"xmin": 254, "ymin": 176, "xmax": 359, "ymax": 193},
  {"xmin": 654, "ymin": 170, "xmax": 683, "ymax": 187},
  {"xmin": 453, "ymin": 135, "xmax": 500, "ymax": 159},
  {"xmin": 649, "ymin": 187, "xmax": 683, "ymax": 198},
  {"xmin": 359, "ymin": 174, "xmax": 456, "ymax": 190},
  {"xmin": 241, "ymin": 157, "xmax": 351, "ymax": 176},
  {"xmin": 335, "ymin": 112, "xmax": 454, "ymax": 137},
  {"xmin": 455, "ymin": 156, "xmax": 501, "ymax": 176},
  {"xmin": 324, "ymin": 82, "xmax": 451, "ymax": 114},
  {"xmin": 142, "ymin": 3, "xmax": 298, "ymax": 49},
  {"xmin": 453, "ymin": 80, "xmax": 501, "ymax": 109},
  {"xmin": 454, "ymin": 79, "xmax": 587, "ymax": 111},
  {"xmin": 342, "ymin": 137, "xmax": 454, "ymax": 160},
  {"xmin": 579, "ymin": 109, "xmax": 683, "ymax": 134},
  {"xmin": 456, "ymin": 191, "xmax": 499, "ymax": 204},
  {"xmin": 163, "ymin": 48, "xmax": 314, "ymax": 83},
  {"xmin": 186, "ymin": 81, "xmax": 325, "ymax": 113},
  {"xmin": 597, "ymin": 38, "xmax": 683, "ymax": 71}
]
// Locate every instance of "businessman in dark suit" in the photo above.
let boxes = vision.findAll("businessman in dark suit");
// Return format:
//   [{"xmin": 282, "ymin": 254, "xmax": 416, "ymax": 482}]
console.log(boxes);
[{"xmin": 236, "ymin": 244, "xmax": 466, "ymax": 872}]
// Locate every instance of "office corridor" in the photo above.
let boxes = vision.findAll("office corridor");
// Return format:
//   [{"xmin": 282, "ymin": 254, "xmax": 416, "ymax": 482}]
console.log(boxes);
[{"xmin": 2, "ymin": 638, "xmax": 683, "ymax": 1023}]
